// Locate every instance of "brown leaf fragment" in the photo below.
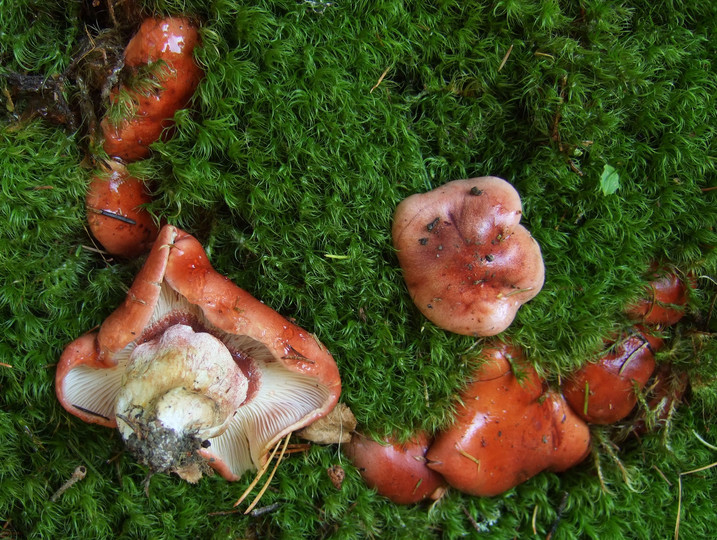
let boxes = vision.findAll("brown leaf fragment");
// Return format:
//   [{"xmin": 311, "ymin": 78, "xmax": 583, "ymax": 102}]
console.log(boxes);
[
  {"xmin": 327, "ymin": 465, "xmax": 345, "ymax": 490},
  {"xmin": 296, "ymin": 403, "xmax": 357, "ymax": 444}
]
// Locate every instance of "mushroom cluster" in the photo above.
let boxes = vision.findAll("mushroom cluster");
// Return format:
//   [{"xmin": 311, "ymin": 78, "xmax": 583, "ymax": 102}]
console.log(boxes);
[
  {"xmin": 346, "ymin": 341, "xmax": 592, "ymax": 503},
  {"xmin": 343, "ymin": 182, "xmax": 693, "ymax": 505},
  {"xmin": 53, "ymin": 15, "xmax": 696, "ymax": 511},
  {"xmin": 57, "ymin": 225, "xmax": 341, "ymax": 482},
  {"xmin": 87, "ymin": 16, "xmax": 205, "ymax": 258},
  {"xmin": 559, "ymin": 265, "xmax": 692, "ymax": 431}
]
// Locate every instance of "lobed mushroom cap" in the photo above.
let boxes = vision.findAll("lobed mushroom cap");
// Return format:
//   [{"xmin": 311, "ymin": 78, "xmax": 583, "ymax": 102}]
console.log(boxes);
[
  {"xmin": 392, "ymin": 177, "xmax": 545, "ymax": 336},
  {"xmin": 56, "ymin": 225, "xmax": 341, "ymax": 481},
  {"xmin": 426, "ymin": 342, "xmax": 590, "ymax": 497}
]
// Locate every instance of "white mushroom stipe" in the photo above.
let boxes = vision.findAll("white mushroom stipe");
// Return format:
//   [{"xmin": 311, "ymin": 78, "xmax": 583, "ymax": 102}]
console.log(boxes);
[{"xmin": 115, "ymin": 324, "xmax": 248, "ymax": 481}]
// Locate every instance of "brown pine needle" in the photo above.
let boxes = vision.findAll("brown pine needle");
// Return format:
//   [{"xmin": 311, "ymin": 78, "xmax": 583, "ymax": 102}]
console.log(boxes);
[
  {"xmin": 456, "ymin": 446, "xmax": 481, "ymax": 469},
  {"xmin": 370, "ymin": 67, "xmax": 391, "ymax": 93},
  {"xmin": 674, "ymin": 461, "xmax": 717, "ymax": 539},
  {"xmin": 233, "ymin": 437, "xmax": 286, "ymax": 507},
  {"xmin": 498, "ymin": 44, "xmax": 514, "ymax": 71},
  {"xmin": 282, "ymin": 443, "xmax": 312, "ymax": 455},
  {"xmin": 243, "ymin": 435, "xmax": 291, "ymax": 515}
]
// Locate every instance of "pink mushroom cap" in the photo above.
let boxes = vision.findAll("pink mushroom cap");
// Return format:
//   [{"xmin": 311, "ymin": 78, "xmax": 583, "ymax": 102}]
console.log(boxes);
[{"xmin": 392, "ymin": 177, "xmax": 545, "ymax": 336}]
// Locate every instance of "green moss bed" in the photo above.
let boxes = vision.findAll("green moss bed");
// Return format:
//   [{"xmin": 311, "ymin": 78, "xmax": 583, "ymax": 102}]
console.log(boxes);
[{"xmin": 1, "ymin": 1, "xmax": 716, "ymax": 538}]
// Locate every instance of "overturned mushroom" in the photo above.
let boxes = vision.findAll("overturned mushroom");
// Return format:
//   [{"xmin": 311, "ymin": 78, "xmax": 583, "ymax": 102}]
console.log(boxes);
[
  {"xmin": 426, "ymin": 342, "xmax": 590, "ymax": 497},
  {"xmin": 56, "ymin": 225, "xmax": 341, "ymax": 482},
  {"xmin": 392, "ymin": 177, "xmax": 545, "ymax": 336}
]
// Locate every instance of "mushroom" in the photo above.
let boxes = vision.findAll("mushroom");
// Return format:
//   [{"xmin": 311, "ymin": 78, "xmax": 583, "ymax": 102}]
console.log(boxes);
[
  {"xmin": 392, "ymin": 177, "xmax": 545, "ymax": 336},
  {"xmin": 101, "ymin": 17, "xmax": 204, "ymax": 162},
  {"xmin": 86, "ymin": 160, "xmax": 159, "ymax": 258},
  {"xmin": 56, "ymin": 225, "xmax": 341, "ymax": 482},
  {"xmin": 344, "ymin": 431, "xmax": 446, "ymax": 504},
  {"xmin": 562, "ymin": 327, "xmax": 662, "ymax": 425},
  {"xmin": 426, "ymin": 342, "xmax": 590, "ymax": 497},
  {"xmin": 625, "ymin": 267, "xmax": 690, "ymax": 326}
]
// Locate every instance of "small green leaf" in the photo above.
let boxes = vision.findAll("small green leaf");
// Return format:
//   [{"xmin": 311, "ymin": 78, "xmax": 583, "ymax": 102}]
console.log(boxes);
[{"xmin": 600, "ymin": 164, "xmax": 620, "ymax": 195}]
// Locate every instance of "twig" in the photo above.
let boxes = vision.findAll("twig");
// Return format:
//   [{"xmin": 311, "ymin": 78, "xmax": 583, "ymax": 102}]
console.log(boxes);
[
  {"xmin": 546, "ymin": 492, "xmax": 569, "ymax": 540},
  {"xmin": 250, "ymin": 502, "xmax": 281, "ymax": 517},
  {"xmin": 50, "ymin": 465, "xmax": 87, "ymax": 502},
  {"xmin": 462, "ymin": 507, "xmax": 481, "ymax": 532},
  {"xmin": 209, "ymin": 502, "xmax": 280, "ymax": 518}
]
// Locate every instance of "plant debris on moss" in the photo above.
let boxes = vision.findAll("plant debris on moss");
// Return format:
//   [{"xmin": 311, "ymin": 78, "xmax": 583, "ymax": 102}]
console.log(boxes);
[{"xmin": 1, "ymin": 1, "xmax": 716, "ymax": 538}]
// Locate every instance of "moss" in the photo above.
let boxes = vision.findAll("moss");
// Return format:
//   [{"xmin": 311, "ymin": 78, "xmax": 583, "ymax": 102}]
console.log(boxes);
[{"xmin": 1, "ymin": 0, "xmax": 716, "ymax": 538}]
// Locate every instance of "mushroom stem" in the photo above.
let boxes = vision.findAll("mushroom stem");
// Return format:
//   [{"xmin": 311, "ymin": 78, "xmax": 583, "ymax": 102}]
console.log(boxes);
[{"xmin": 115, "ymin": 324, "xmax": 248, "ymax": 481}]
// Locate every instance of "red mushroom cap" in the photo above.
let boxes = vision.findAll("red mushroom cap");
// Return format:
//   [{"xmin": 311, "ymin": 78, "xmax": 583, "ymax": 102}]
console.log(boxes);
[
  {"xmin": 562, "ymin": 327, "xmax": 661, "ymax": 425},
  {"xmin": 56, "ymin": 225, "xmax": 341, "ymax": 482},
  {"xmin": 344, "ymin": 431, "xmax": 446, "ymax": 504},
  {"xmin": 426, "ymin": 342, "xmax": 590, "ymax": 497},
  {"xmin": 392, "ymin": 177, "xmax": 545, "ymax": 336},
  {"xmin": 625, "ymin": 268, "xmax": 690, "ymax": 326},
  {"xmin": 101, "ymin": 17, "xmax": 204, "ymax": 162},
  {"xmin": 86, "ymin": 160, "xmax": 159, "ymax": 258}
]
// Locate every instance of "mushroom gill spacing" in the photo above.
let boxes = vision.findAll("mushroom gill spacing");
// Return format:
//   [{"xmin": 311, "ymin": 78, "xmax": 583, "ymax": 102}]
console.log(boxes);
[{"xmin": 56, "ymin": 225, "xmax": 341, "ymax": 482}]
